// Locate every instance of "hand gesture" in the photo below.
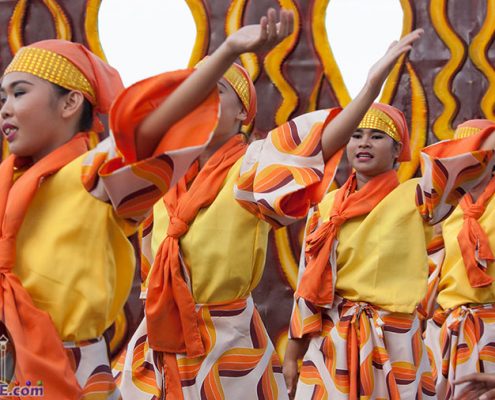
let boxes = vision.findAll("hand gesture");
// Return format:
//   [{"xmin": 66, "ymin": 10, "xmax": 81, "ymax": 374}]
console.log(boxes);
[
  {"xmin": 283, "ymin": 357, "xmax": 299, "ymax": 399},
  {"xmin": 366, "ymin": 29, "xmax": 424, "ymax": 95},
  {"xmin": 454, "ymin": 373, "xmax": 495, "ymax": 400},
  {"xmin": 225, "ymin": 8, "xmax": 293, "ymax": 55}
]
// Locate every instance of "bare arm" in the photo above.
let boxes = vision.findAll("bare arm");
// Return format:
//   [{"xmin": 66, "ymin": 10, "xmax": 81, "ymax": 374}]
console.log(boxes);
[
  {"xmin": 135, "ymin": 8, "xmax": 293, "ymax": 160},
  {"xmin": 322, "ymin": 29, "xmax": 424, "ymax": 161},
  {"xmin": 283, "ymin": 337, "xmax": 310, "ymax": 399}
]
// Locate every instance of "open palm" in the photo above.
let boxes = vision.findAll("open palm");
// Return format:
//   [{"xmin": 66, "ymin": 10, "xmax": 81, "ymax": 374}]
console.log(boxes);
[{"xmin": 226, "ymin": 8, "xmax": 293, "ymax": 54}]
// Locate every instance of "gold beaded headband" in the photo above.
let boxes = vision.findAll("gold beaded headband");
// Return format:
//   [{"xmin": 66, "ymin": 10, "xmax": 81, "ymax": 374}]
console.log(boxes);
[
  {"xmin": 223, "ymin": 64, "xmax": 251, "ymax": 114},
  {"xmin": 453, "ymin": 125, "xmax": 482, "ymax": 139},
  {"xmin": 358, "ymin": 107, "xmax": 401, "ymax": 143},
  {"xmin": 4, "ymin": 46, "xmax": 96, "ymax": 104}
]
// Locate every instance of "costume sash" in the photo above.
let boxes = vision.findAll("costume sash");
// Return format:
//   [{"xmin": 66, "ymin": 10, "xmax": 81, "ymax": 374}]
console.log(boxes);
[
  {"xmin": 296, "ymin": 170, "xmax": 400, "ymax": 307},
  {"xmin": 457, "ymin": 175, "xmax": 495, "ymax": 287},
  {"xmin": 145, "ymin": 135, "xmax": 247, "ymax": 356},
  {"xmin": 0, "ymin": 135, "xmax": 88, "ymax": 399}
]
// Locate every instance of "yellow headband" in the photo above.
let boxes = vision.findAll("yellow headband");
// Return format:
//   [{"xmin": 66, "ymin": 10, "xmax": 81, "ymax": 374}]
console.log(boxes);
[
  {"xmin": 453, "ymin": 126, "xmax": 482, "ymax": 139},
  {"xmin": 358, "ymin": 107, "xmax": 401, "ymax": 143},
  {"xmin": 223, "ymin": 65, "xmax": 251, "ymax": 113},
  {"xmin": 4, "ymin": 47, "xmax": 96, "ymax": 104}
]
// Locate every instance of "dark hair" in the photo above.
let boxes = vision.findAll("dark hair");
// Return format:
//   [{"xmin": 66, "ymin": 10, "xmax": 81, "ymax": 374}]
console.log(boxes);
[{"xmin": 52, "ymin": 84, "xmax": 93, "ymax": 132}]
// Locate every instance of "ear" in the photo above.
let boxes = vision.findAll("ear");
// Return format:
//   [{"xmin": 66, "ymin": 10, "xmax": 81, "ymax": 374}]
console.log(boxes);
[
  {"xmin": 60, "ymin": 91, "xmax": 85, "ymax": 120},
  {"xmin": 393, "ymin": 141, "xmax": 403, "ymax": 162},
  {"xmin": 236, "ymin": 108, "xmax": 247, "ymax": 123}
]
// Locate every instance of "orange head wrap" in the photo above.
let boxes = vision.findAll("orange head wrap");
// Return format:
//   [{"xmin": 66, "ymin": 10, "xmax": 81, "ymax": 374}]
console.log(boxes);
[
  {"xmin": 357, "ymin": 103, "xmax": 411, "ymax": 162},
  {"xmin": 222, "ymin": 62, "xmax": 257, "ymax": 126},
  {"xmin": 3, "ymin": 39, "xmax": 124, "ymax": 130},
  {"xmin": 454, "ymin": 119, "xmax": 495, "ymax": 139}
]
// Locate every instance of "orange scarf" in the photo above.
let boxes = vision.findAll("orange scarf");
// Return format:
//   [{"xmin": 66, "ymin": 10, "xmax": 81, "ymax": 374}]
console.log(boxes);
[
  {"xmin": 296, "ymin": 170, "xmax": 400, "ymax": 306},
  {"xmin": 145, "ymin": 135, "xmax": 247, "ymax": 356},
  {"xmin": 457, "ymin": 175, "xmax": 495, "ymax": 287},
  {"xmin": 0, "ymin": 135, "xmax": 88, "ymax": 399}
]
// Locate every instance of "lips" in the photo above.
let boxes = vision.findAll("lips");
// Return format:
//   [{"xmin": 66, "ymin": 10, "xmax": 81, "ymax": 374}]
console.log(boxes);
[
  {"xmin": 2, "ymin": 123, "xmax": 18, "ymax": 143},
  {"xmin": 355, "ymin": 152, "xmax": 374, "ymax": 160}
]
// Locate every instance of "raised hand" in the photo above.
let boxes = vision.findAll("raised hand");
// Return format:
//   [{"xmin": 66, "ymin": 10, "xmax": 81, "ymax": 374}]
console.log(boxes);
[
  {"xmin": 225, "ymin": 8, "xmax": 293, "ymax": 55},
  {"xmin": 366, "ymin": 29, "xmax": 424, "ymax": 96},
  {"xmin": 454, "ymin": 373, "xmax": 495, "ymax": 400}
]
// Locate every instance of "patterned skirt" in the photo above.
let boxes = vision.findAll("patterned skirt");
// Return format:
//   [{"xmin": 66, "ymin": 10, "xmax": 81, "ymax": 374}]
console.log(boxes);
[
  {"xmin": 114, "ymin": 297, "xmax": 288, "ymax": 399},
  {"xmin": 65, "ymin": 337, "xmax": 121, "ymax": 399},
  {"xmin": 425, "ymin": 303, "xmax": 495, "ymax": 399},
  {"xmin": 295, "ymin": 297, "xmax": 436, "ymax": 399}
]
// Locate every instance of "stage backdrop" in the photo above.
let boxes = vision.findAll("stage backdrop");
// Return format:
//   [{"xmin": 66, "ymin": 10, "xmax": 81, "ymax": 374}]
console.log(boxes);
[{"xmin": 1, "ymin": 0, "xmax": 494, "ymax": 359}]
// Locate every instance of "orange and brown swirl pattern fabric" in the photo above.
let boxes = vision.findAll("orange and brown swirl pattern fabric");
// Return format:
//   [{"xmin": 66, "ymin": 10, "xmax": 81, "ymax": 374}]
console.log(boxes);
[
  {"xmin": 114, "ymin": 298, "xmax": 286, "ymax": 399},
  {"xmin": 425, "ymin": 304, "xmax": 495, "ymax": 399},
  {"xmin": 295, "ymin": 296, "xmax": 435, "ymax": 399}
]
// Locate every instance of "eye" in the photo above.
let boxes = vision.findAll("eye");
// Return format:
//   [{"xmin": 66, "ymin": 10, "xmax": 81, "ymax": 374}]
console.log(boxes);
[
  {"xmin": 371, "ymin": 134, "xmax": 384, "ymax": 139},
  {"xmin": 0, "ymin": 96, "xmax": 5, "ymax": 106},
  {"xmin": 14, "ymin": 90, "xmax": 25, "ymax": 98},
  {"xmin": 351, "ymin": 133, "xmax": 362, "ymax": 139}
]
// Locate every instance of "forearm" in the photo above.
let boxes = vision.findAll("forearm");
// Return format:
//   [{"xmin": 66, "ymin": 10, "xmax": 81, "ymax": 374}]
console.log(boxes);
[
  {"xmin": 135, "ymin": 42, "xmax": 238, "ymax": 159},
  {"xmin": 321, "ymin": 80, "xmax": 380, "ymax": 161},
  {"xmin": 285, "ymin": 336, "xmax": 310, "ymax": 362}
]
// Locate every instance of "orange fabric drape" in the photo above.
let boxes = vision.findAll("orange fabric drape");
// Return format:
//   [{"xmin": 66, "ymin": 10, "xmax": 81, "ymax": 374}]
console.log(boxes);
[
  {"xmin": 145, "ymin": 135, "xmax": 247, "ymax": 356},
  {"xmin": 296, "ymin": 170, "xmax": 400, "ymax": 307},
  {"xmin": 457, "ymin": 176, "xmax": 495, "ymax": 287},
  {"xmin": 0, "ymin": 135, "xmax": 88, "ymax": 399}
]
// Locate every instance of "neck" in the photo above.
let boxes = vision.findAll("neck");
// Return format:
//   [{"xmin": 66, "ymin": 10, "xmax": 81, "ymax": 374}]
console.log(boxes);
[
  {"xmin": 198, "ymin": 132, "xmax": 240, "ymax": 168},
  {"xmin": 355, "ymin": 172, "xmax": 370, "ymax": 190}
]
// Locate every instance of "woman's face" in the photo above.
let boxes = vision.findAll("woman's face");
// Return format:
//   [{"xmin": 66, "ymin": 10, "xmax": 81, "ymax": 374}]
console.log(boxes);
[
  {"xmin": 346, "ymin": 128, "xmax": 400, "ymax": 181},
  {"xmin": 0, "ymin": 72, "xmax": 69, "ymax": 161},
  {"xmin": 213, "ymin": 78, "xmax": 246, "ymax": 141}
]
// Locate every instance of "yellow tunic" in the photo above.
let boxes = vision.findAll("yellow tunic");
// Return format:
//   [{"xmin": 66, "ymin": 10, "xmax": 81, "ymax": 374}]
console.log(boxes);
[
  {"xmin": 438, "ymin": 194, "xmax": 495, "ymax": 309},
  {"xmin": 15, "ymin": 154, "xmax": 137, "ymax": 342},
  {"xmin": 317, "ymin": 178, "xmax": 430, "ymax": 313},
  {"xmin": 151, "ymin": 158, "xmax": 271, "ymax": 304}
]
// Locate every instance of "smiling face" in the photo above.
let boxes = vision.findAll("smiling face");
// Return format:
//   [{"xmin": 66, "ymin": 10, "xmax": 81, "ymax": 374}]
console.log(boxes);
[
  {"xmin": 0, "ymin": 72, "xmax": 76, "ymax": 161},
  {"xmin": 346, "ymin": 128, "xmax": 401, "ymax": 187}
]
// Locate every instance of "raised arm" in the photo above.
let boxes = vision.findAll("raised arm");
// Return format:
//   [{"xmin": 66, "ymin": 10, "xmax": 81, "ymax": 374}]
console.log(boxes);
[
  {"xmin": 321, "ymin": 29, "xmax": 423, "ymax": 161},
  {"xmin": 135, "ymin": 8, "xmax": 293, "ymax": 160}
]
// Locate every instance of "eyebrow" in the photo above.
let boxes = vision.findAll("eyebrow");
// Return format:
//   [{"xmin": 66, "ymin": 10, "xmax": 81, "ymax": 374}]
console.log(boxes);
[
  {"xmin": 0, "ymin": 80, "xmax": 34, "ymax": 92},
  {"xmin": 218, "ymin": 81, "xmax": 228, "ymax": 89}
]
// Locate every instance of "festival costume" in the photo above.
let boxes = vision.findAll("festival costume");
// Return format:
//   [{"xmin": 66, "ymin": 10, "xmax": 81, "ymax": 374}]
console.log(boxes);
[
  {"xmin": 291, "ymin": 104, "xmax": 436, "ymax": 399},
  {"xmin": 418, "ymin": 120, "xmax": 495, "ymax": 399},
  {"xmin": 1, "ymin": 40, "xmax": 218, "ymax": 399},
  {"xmin": 114, "ymin": 63, "xmax": 343, "ymax": 399}
]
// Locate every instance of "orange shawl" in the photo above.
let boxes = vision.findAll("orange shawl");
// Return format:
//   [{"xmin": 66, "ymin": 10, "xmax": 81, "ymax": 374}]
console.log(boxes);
[
  {"xmin": 0, "ymin": 135, "xmax": 88, "ymax": 398},
  {"xmin": 458, "ymin": 175, "xmax": 495, "ymax": 288},
  {"xmin": 296, "ymin": 170, "xmax": 400, "ymax": 306},
  {"xmin": 145, "ymin": 135, "xmax": 247, "ymax": 356}
]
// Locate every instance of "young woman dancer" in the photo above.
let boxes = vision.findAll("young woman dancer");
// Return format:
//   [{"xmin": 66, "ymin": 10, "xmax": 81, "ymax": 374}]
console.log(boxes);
[
  {"xmin": 0, "ymin": 20, "xmax": 268, "ymax": 398},
  {"xmin": 418, "ymin": 119, "xmax": 495, "ymax": 399},
  {"xmin": 115, "ymin": 14, "xmax": 423, "ymax": 400},
  {"xmin": 282, "ymin": 33, "xmax": 439, "ymax": 399}
]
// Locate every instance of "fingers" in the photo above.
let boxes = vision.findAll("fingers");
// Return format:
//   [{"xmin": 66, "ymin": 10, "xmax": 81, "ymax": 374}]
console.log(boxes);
[
  {"xmin": 455, "ymin": 373, "xmax": 495, "ymax": 385},
  {"xmin": 455, "ymin": 383, "xmax": 488, "ymax": 400},
  {"xmin": 278, "ymin": 9, "xmax": 294, "ymax": 39},
  {"xmin": 266, "ymin": 8, "xmax": 278, "ymax": 44},
  {"xmin": 259, "ymin": 16, "xmax": 268, "ymax": 42},
  {"xmin": 261, "ymin": 8, "xmax": 294, "ymax": 48},
  {"xmin": 481, "ymin": 388, "xmax": 495, "ymax": 399}
]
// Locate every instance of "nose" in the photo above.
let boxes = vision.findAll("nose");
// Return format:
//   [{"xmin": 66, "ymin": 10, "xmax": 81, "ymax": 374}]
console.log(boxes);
[
  {"xmin": 358, "ymin": 135, "xmax": 371, "ymax": 148},
  {"xmin": 0, "ymin": 98, "xmax": 11, "ymax": 119}
]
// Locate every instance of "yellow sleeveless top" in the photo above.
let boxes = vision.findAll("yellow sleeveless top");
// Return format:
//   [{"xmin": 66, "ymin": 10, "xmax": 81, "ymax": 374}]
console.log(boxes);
[
  {"xmin": 317, "ymin": 178, "xmax": 430, "ymax": 313},
  {"xmin": 15, "ymin": 154, "xmax": 137, "ymax": 342},
  {"xmin": 151, "ymin": 158, "xmax": 271, "ymax": 304}
]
